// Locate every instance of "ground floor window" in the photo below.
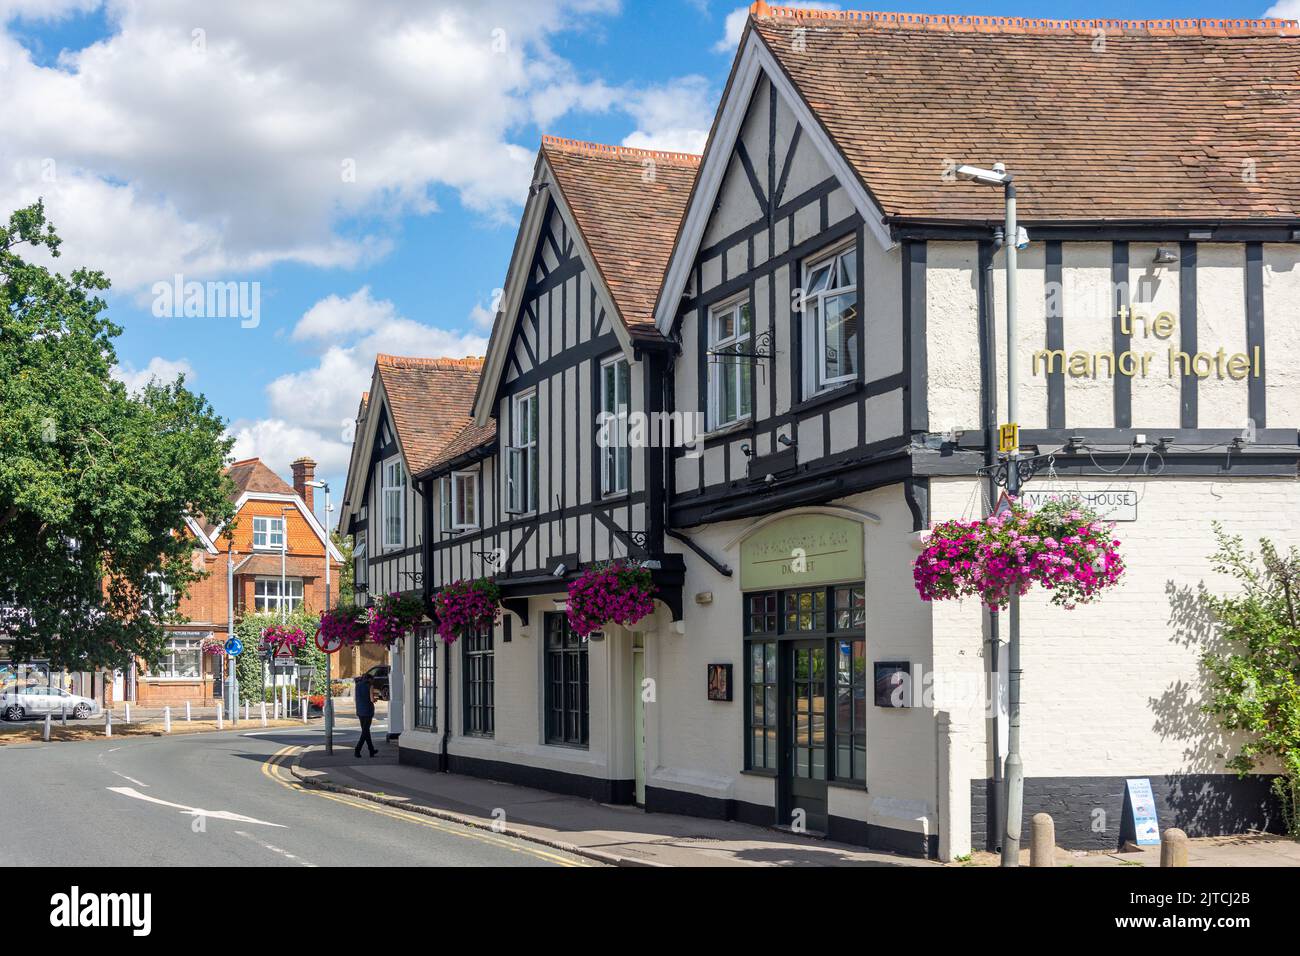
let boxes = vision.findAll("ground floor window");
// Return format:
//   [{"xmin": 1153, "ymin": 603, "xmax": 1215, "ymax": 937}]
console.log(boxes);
[
  {"xmin": 415, "ymin": 624, "xmax": 436, "ymax": 730},
  {"xmin": 254, "ymin": 577, "xmax": 303, "ymax": 614},
  {"xmin": 742, "ymin": 584, "xmax": 866, "ymax": 783},
  {"xmin": 155, "ymin": 636, "xmax": 202, "ymax": 678},
  {"xmin": 544, "ymin": 612, "xmax": 588, "ymax": 747},
  {"xmin": 463, "ymin": 626, "xmax": 494, "ymax": 736}
]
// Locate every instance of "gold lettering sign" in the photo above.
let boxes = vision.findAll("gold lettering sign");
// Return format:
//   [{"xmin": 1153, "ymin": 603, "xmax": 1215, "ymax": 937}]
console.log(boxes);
[
  {"xmin": 740, "ymin": 513, "xmax": 865, "ymax": 591},
  {"xmin": 1031, "ymin": 308, "xmax": 1262, "ymax": 380}
]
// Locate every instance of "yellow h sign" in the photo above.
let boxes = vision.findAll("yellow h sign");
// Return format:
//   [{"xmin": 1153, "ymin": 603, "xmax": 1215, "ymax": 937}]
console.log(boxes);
[{"xmin": 998, "ymin": 422, "xmax": 1019, "ymax": 455}]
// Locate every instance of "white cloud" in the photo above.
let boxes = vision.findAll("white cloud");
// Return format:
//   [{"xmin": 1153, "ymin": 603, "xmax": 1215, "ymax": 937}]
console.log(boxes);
[
  {"xmin": 714, "ymin": 2, "xmax": 840, "ymax": 53},
  {"xmin": 620, "ymin": 76, "xmax": 714, "ymax": 154},
  {"xmin": 231, "ymin": 287, "xmax": 488, "ymax": 488},
  {"xmin": 111, "ymin": 355, "xmax": 195, "ymax": 391},
  {"xmin": 0, "ymin": 0, "xmax": 658, "ymax": 291},
  {"xmin": 1265, "ymin": 1, "xmax": 1300, "ymax": 16}
]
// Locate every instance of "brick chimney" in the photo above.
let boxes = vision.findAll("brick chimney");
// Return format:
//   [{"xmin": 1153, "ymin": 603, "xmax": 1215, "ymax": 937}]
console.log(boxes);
[{"xmin": 291, "ymin": 456, "xmax": 316, "ymax": 512}]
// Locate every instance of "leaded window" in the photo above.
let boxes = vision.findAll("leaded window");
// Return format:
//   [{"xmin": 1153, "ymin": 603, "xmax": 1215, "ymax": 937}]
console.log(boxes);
[
  {"xmin": 463, "ymin": 626, "xmax": 494, "ymax": 736},
  {"xmin": 544, "ymin": 612, "xmax": 588, "ymax": 747},
  {"xmin": 415, "ymin": 624, "xmax": 437, "ymax": 730}
]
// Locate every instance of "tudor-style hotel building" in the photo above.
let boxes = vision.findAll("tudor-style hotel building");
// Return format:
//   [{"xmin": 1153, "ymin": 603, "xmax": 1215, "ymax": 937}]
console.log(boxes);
[{"xmin": 358, "ymin": 7, "xmax": 1300, "ymax": 859}]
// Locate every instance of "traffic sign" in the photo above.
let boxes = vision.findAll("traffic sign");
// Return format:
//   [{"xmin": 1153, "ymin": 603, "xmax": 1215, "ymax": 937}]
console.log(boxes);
[
  {"xmin": 315, "ymin": 630, "xmax": 344, "ymax": 654},
  {"xmin": 224, "ymin": 637, "xmax": 244, "ymax": 657}
]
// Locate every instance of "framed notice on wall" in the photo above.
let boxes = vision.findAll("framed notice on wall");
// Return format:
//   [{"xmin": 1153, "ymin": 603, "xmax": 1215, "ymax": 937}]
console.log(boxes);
[
  {"xmin": 874, "ymin": 661, "xmax": 911, "ymax": 708},
  {"xmin": 707, "ymin": 663, "xmax": 733, "ymax": 702}
]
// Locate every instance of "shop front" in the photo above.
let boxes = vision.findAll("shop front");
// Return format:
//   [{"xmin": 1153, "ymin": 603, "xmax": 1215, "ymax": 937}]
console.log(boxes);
[
  {"xmin": 738, "ymin": 512, "xmax": 867, "ymax": 835},
  {"xmin": 135, "ymin": 628, "xmax": 219, "ymax": 705}
]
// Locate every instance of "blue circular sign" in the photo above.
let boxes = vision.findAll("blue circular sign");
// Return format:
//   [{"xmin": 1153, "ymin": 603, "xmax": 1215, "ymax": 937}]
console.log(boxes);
[{"xmin": 224, "ymin": 637, "xmax": 244, "ymax": 657}]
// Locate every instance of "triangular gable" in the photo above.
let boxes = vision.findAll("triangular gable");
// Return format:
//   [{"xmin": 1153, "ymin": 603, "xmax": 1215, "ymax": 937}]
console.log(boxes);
[
  {"xmin": 473, "ymin": 151, "xmax": 632, "ymax": 426},
  {"xmin": 339, "ymin": 369, "xmax": 397, "ymax": 532},
  {"xmin": 652, "ymin": 15, "xmax": 893, "ymax": 335}
]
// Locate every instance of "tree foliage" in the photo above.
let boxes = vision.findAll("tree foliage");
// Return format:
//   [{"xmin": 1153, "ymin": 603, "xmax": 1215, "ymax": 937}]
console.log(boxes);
[
  {"xmin": 0, "ymin": 202, "xmax": 234, "ymax": 670},
  {"xmin": 1202, "ymin": 523, "xmax": 1300, "ymax": 836}
]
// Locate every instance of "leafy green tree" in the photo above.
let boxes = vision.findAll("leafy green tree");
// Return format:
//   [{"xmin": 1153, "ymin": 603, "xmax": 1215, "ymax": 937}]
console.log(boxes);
[
  {"xmin": 1202, "ymin": 524, "xmax": 1300, "ymax": 837},
  {"xmin": 332, "ymin": 530, "xmax": 355, "ymax": 606},
  {"xmin": 233, "ymin": 610, "xmax": 324, "ymax": 702},
  {"xmin": 0, "ymin": 202, "xmax": 233, "ymax": 670}
]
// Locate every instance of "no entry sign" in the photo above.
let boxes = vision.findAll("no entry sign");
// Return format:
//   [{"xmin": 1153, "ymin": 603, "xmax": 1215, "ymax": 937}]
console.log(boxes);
[{"xmin": 315, "ymin": 630, "xmax": 344, "ymax": 654}]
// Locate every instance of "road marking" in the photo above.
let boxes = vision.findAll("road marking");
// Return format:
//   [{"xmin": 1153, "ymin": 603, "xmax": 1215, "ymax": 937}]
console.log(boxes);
[
  {"xmin": 112, "ymin": 771, "xmax": 149, "ymax": 788},
  {"xmin": 107, "ymin": 786, "xmax": 286, "ymax": 827},
  {"xmin": 261, "ymin": 746, "xmax": 587, "ymax": 867},
  {"xmin": 234, "ymin": 830, "xmax": 316, "ymax": 867}
]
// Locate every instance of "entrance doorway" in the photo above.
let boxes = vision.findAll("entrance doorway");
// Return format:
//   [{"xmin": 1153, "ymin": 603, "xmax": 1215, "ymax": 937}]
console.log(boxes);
[{"xmin": 786, "ymin": 640, "xmax": 828, "ymax": 833}]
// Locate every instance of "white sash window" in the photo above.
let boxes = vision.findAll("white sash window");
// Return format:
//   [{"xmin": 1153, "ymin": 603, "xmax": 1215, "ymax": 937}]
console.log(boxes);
[
  {"xmin": 507, "ymin": 390, "xmax": 538, "ymax": 514},
  {"xmin": 600, "ymin": 356, "xmax": 631, "ymax": 497},
  {"xmin": 802, "ymin": 245, "xmax": 859, "ymax": 394}
]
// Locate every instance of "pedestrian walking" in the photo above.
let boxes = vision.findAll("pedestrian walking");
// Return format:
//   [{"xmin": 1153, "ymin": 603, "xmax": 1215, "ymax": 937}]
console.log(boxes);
[{"xmin": 354, "ymin": 673, "xmax": 378, "ymax": 758}]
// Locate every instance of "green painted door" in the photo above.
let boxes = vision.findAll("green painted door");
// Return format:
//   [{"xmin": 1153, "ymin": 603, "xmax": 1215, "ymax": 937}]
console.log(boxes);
[{"xmin": 787, "ymin": 640, "xmax": 828, "ymax": 833}]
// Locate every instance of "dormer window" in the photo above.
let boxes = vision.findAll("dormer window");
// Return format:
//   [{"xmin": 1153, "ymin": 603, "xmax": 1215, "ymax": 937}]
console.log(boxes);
[
  {"xmin": 802, "ymin": 244, "xmax": 859, "ymax": 394},
  {"xmin": 252, "ymin": 516, "xmax": 285, "ymax": 550}
]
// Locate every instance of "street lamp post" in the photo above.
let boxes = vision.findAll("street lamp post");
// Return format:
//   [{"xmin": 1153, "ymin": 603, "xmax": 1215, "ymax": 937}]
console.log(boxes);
[
  {"xmin": 279, "ymin": 505, "xmax": 294, "ymax": 717},
  {"xmin": 956, "ymin": 162, "xmax": 1027, "ymax": 867},
  {"xmin": 307, "ymin": 479, "xmax": 334, "ymax": 755}
]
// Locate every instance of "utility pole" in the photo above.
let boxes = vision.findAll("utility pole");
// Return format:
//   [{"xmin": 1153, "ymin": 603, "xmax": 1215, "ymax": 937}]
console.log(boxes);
[
  {"xmin": 309, "ymin": 479, "xmax": 335, "ymax": 755},
  {"xmin": 956, "ymin": 161, "xmax": 1025, "ymax": 866},
  {"xmin": 999, "ymin": 170, "xmax": 1023, "ymax": 868},
  {"xmin": 227, "ymin": 543, "xmax": 237, "ymax": 723}
]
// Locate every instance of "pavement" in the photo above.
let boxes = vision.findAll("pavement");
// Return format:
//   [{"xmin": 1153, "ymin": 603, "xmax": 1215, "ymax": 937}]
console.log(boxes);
[
  {"xmin": 959, "ymin": 835, "xmax": 1300, "ymax": 867},
  {"xmin": 290, "ymin": 744, "xmax": 935, "ymax": 867},
  {"xmin": 0, "ymin": 716, "xmax": 586, "ymax": 867}
]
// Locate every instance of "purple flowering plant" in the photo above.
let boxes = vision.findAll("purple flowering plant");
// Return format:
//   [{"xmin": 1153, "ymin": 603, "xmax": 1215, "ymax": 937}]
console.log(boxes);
[
  {"xmin": 566, "ymin": 561, "xmax": 656, "ymax": 636},
  {"xmin": 914, "ymin": 497, "xmax": 1125, "ymax": 610},
  {"xmin": 368, "ymin": 591, "xmax": 425, "ymax": 646},
  {"xmin": 260, "ymin": 623, "xmax": 308, "ymax": 652},
  {"xmin": 433, "ymin": 578, "xmax": 501, "ymax": 643},
  {"xmin": 318, "ymin": 603, "xmax": 369, "ymax": 647}
]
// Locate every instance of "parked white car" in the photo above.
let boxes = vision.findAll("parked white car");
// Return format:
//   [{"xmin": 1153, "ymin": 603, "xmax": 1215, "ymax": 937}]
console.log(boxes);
[{"xmin": 1, "ymin": 685, "xmax": 99, "ymax": 721}]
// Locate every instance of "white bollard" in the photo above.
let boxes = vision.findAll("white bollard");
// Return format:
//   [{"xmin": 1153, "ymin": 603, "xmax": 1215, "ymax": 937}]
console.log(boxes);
[
  {"xmin": 124, "ymin": 702, "xmax": 130, "ymax": 724},
  {"xmin": 244, "ymin": 701, "xmax": 249, "ymax": 720},
  {"xmin": 260, "ymin": 701, "xmax": 267, "ymax": 727},
  {"xmin": 164, "ymin": 706, "xmax": 171, "ymax": 733},
  {"xmin": 105, "ymin": 709, "xmax": 112, "ymax": 737},
  {"xmin": 185, "ymin": 700, "xmax": 191, "ymax": 722},
  {"xmin": 61, "ymin": 706, "xmax": 67, "ymax": 726},
  {"xmin": 216, "ymin": 701, "xmax": 223, "ymax": 730},
  {"xmin": 302, "ymin": 697, "xmax": 308, "ymax": 723},
  {"xmin": 43, "ymin": 713, "xmax": 51, "ymax": 741}
]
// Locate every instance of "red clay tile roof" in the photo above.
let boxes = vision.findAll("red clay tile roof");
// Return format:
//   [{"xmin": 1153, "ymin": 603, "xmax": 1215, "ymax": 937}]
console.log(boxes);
[
  {"xmin": 375, "ymin": 354, "xmax": 483, "ymax": 474},
  {"xmin": 541, "ymin": 136, "xmax": 700, "ymax": 336},
  {"xmin": 749, "ymin": 6, "xmax": 1300, "ymax": 222},
  {"xmin": 233, "ymin": 554, "xmax": 336, "ymax": 577},
  {"xmin": 225, "ymin": 458, "xmax": 296, "ymax": 497},
  {"xmin": 428, "ymin": 419, "xmax": 498, "ymax": 473}
]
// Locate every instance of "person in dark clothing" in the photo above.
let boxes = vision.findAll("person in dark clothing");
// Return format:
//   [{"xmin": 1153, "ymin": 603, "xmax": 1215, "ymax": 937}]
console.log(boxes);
[{"xmin": 354, "ymin": 674, "xmax": 378, "ymax": 758}]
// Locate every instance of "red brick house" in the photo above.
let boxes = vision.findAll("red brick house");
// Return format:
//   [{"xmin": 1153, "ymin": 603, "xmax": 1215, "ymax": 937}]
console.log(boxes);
[{"xmin": 133, "ymin": 456, "xmax": 343, "ymax": 706}]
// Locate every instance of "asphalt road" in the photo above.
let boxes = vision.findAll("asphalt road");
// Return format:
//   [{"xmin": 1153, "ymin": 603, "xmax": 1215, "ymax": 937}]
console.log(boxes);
[{"xmin": 0, "ymin": 718, "xmax": 587, "ymax": 867}]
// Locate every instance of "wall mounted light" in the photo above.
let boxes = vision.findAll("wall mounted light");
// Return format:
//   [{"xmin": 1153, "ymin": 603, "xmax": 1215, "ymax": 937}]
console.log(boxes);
[
  {"xmin": 740, "ymin": 443, "xmax": 752, "ymax": 458},
  {"xmin": 777, "ymin": 433, "xmax": 796, "ymax": 448},
  {"xmin": 1153, "ymin": 247, "xmax": 1178, "ymax": 264},
  {"xmin": 552, "ymin": 563, "xmax": 566, "ymax": 577}
]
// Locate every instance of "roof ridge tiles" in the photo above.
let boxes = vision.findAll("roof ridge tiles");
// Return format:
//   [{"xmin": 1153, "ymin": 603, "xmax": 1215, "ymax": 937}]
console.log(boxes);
[
  {"xmin": 748, "ymin": 3, "xmax": 1300, "ymax": 37},
  {"xmin": 541, "ymin": 134, "xmax": 701, "ymax": 167},
  {"xmin": 376, "ymin": 354, "xmax": 484, "ymax": 370}
]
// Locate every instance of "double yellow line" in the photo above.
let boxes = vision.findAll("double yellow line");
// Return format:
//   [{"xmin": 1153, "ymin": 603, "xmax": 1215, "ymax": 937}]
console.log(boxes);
[{"xmin": 261, "ymin": 745, "xmax": 587, "ymax": 867}]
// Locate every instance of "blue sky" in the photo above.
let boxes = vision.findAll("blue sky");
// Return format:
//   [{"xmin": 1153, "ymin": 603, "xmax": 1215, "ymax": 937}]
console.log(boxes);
[{"xmin": 2, "ymin": 0, "xmax": 1292, "ymax": 519}]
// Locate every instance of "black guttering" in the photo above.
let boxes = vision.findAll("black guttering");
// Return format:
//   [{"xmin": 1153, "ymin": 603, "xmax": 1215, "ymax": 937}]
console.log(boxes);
[{"xmin": 887, "ymin": 217, "xmax": 1300, "ymax": 243}]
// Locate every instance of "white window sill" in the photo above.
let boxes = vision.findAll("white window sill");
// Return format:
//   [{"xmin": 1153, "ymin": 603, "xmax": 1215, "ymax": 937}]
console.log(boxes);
[{"xmin": 700, "ymin": 418, "xmax": 752, "ymax": 442}]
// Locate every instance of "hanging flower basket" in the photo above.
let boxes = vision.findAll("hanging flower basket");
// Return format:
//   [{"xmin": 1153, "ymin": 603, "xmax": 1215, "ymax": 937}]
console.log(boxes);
[
  {"xmin": 261, "ymin": 623, "xmax": 308, "ymax": 652},
  {"xmin": 433, "ymin": 578, "xmax": 501, "ymax": 644},
  {"xmin": 368, "ymin": 592, "xmax": 425, "ymax": 646},
  {"xmin": 566, "ymin": 562, "xmax": 656, "ymax": 637},
  {"xmin": 914, "ymin": 498, "xmax": 1124, "ymax": 610},
  {"xmin": 318, "ymin": 604, "xmax": 369, "ymax": 647},
  {"xmin": 200, "ymin": 636, "xmax": 226, "ymax": 656}
]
